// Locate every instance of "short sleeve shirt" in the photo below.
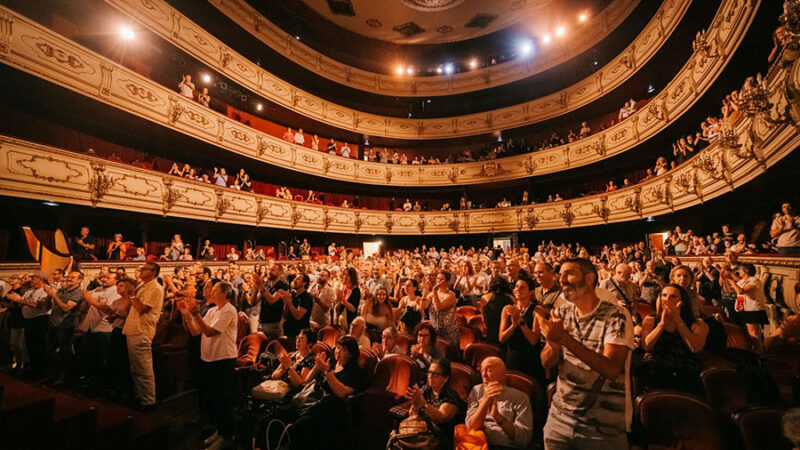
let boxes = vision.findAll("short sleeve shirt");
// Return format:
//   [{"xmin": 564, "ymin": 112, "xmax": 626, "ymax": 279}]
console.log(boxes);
[
  {"xmin": 201, "ymin": 302, "xmax": 238, "ymax": 362},
  {"xmin": 50, "ymin": 286, "xmax": 83, "ymax": 328},
  {"xmin": 284, "ymin": 291, "xmax": 312, "ymax": 337},
  {"xmin": 551, "ymin": 299, "xmax": 634, "ymax": 432},
  {"xmin": 123, "ymin": 279, "xmax": 164, "ymax": 338},
  {"xmin": 772, "ymin": 216, "xmax": 800, "ymax": 248}
]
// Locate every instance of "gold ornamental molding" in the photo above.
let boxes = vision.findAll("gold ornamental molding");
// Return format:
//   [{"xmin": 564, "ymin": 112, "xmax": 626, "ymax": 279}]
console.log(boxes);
[
  {"xmin": 105, "ymin": 0, "xmax": 693, "ymax": 139},
  {"xmin": 206, "ymin": 0, "xmax": 640, "ymax": 97},
  {"xmin": 1, "ymin": 53, "xmax": 798, "ymax": 235},
  {"xmin": 0, "ymin": 1, "xmax": 759, "ymax": 187}
]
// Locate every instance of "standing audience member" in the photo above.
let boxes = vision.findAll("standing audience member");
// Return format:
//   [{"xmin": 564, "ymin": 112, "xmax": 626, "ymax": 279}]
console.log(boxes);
[
  {"xmin": 43, "ymin": 271, "xmax": 83, "ymax": 385},
  {"xmin": 124, "ymin": 262, "xmax": 164, "ymax": 409},
  {"xmin": 178, "ymin": 75, "xmax": 195, "ymax": 98},
  {"xmin": 499, "ymin": 277, "xmax": 544, "ymax": 382},
  {"xmin": 771, "ymin": 202, "xmax": 800, "ymax": 254},
  {"xmin": 283, "ymin": 274, "xmax": 312, "ymax": 341},
  {"xmin": 538, "ymin": 258, "xmax": 634, "ymax": 450},
  {"xmin": 7, "ymin": 273, "xmax": 50, "ymax": 380},
  {"xmin": 107, "ymin": 234, "xmax": 127, "ymax": 261},
  {"xmin": 72, "ymin": 226, "xmax": 96, "ymax": 260}
]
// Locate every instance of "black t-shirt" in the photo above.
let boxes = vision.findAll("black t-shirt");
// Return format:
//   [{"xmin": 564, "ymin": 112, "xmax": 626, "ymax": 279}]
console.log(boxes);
[
  {"xmin": 72, "ymin": 234, "xmax": 95, "ymax": 259},
  {"xmin": 484, "ymin": 293, "xmax": 512, "ymax": 345},
  {"xmin": 284, "ymin": 291, "xmax": 312, "ymax": 337},
  {"xmin": 340, "ymin": 287, "xmax": 361, "ymax": 327},
  {"xmin": 325, "ymin": 362, "xmax": 363, "ymax": 394},
  {"xmin": 259, "ymin": 279, "xmax": 290, "ymax": 324}
]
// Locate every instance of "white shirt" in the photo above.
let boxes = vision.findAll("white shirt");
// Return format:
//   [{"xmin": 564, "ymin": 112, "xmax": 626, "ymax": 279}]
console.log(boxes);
[
  {"xmin": 201, "ymin": 302, "xmax": 238, "ymax": 362},
  {"xmin": 737, "ymin": 277, "xmax": 767, "ymax": 312},
  {"xmin": 80, "ymin": 285, "xmax": 119, "ymax": 333},
  {"xmin": 772, "ymin": 215, "xmax": 800, "ymax": 248},
  {"xmin": 341, "ymin": 145, "xmax": 351, "ymax": 158},
  {"xmin": 294, "ymin": 133, "xmax": 305, "ymax": 145}
]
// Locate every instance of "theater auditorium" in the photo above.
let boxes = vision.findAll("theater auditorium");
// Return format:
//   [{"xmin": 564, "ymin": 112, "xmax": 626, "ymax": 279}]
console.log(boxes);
[{"xmin": 0, "ymin": 0, "xmax": 798, "ymax": 448}]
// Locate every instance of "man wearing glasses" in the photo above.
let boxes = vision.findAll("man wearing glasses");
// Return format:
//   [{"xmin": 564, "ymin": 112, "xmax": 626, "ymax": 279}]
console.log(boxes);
[{"xmin": 123, "ymin": 262, "xmax": 164, "ymax": 410}]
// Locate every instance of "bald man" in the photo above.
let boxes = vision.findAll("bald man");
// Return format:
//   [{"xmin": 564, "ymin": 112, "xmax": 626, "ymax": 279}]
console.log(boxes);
[
  {"xmin": 466, "ymin": 357, "xmax": 533, "ymax": 449},
  {"xmin": 599, "ymin": 263, "xmax": 639, "ymax": 308}
]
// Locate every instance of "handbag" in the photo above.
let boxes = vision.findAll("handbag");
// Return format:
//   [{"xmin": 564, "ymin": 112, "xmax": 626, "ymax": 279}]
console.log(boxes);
[
  {"xmin": 290, "ymin": 378, "xmax": 329, "ymax": 416},
  {"xmin": 453, "ymin": 424, "xmax": 488, "ymax": 450},
  {"xmin": 252, "ymin": 379, "xmax": 291, "ymax": 401},
  {"xmin": 387, "ymin": 413, "xmax": 440, "ymax": 450}
]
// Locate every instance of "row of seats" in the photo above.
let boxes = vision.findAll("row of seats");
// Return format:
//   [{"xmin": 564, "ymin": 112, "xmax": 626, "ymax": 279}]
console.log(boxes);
[{"xmin": 0, "ymin": 373, "xmax": 167, "ymax": 450}]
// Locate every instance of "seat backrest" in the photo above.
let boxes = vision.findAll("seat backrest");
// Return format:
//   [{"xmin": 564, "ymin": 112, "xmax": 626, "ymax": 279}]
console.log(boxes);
[
  {"xmin": 449, "ymin": 362, "xmax": 480, "ymax": 401},
  {"xmin": 312, "ymin": 342, "xmax": 333, "ymax": 360},
  {"xmin": 370, "ymin": 354, "xmax": 419, "ymax": 398},
  {"xmin": 359, "ymin": 348, "xmax": 378, "ymax": 384},
  {"xmin": 467, "ymin": 315, "xmax": 486, "ymax": 337},
  {"xmin": 435, "ymin": 337, "xmax": 454, "ymax": 361},
  {"xmin": 733, "ymin": 407, "xmax": 792, "ymax": 450},
  {"xmin": 636, "ymin": 390, "xmax": 722, "ymax": 450},
  {"xmin": 318, "ymin": 326, "xmax": 341, "ymax": 348},
  {"xmin": 701, "ymin": 367, "xmax": 748, "ymax": 412},
  {"xmin": 236, "ymin": 313, "xmax": 249, "ymax": 343},
  {"xmin": 724, "ymin": 323, "xmax": 751, "ymax": 350},
  {"xmin": 463, "ymin": 342, "xmax": 501, "ymax": 371},
  {"xmin": 265, "ymin": 338, "xmax": 288, "ymax": 357},
  {"xmin": 238, "ymin": 333, "xmax": 268, "ymax": 364},
  {"xmin": 458, "ymin": 325, "xmax": 479, "ymax": 351},
  {"xmin": 457, "ymin": 305, "xmax": 480, "ymax": 320},
  {"xmin": 506, "ymin": 371, "xmax": 547, "ymax": 441}
]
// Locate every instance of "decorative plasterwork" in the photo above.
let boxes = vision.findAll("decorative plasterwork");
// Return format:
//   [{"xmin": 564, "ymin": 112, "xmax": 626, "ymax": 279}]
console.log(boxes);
[
  {"xmin": 0, "ymin": 53, "xmax": 796, "ymax": 235},
  {"xmin": 0, "ymin": 1, "xmax": 759, "ymax": 187},
  {"xmin": 105, "ymin": 0, "xmax": 692, "ymax": 138},
  {"xmin": 205, "ymin": 0, "xmax": 640, "ymax": 97}
]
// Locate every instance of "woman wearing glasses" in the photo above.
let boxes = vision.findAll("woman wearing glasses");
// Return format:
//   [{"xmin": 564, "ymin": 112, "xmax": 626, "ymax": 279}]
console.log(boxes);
[{"xmin": 400, "ymin": 359, "xmax": 464, "ymax": 450}]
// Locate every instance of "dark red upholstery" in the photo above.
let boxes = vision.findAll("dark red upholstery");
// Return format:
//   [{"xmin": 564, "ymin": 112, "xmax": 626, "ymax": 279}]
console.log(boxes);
[
  {"xmin": 701, "ymin": 367, "xmax": 748, "ymax": 412},
  {"xmin": 369, "ymin": 354, "xmax": 419, "ymax": 398},
  {"xmin": 312, "ymin": 342, "xmax": 333, "ymax": 360},
  {"xmin": 318, "ymin": 326, "xmax": 341, "ymax": 348},
  {"xmin": 506, "ymin": 371, "xmax": 547, "ymax": 444},
  {"xmin": 463, "ymin": 342, "xmax": 501, "ymax": 371},
  {"xmin": 237, "ymin": 332, "xmax": 268, "ymax": 367},
  {"xmin": 467, "ymin": 315, "xmax": 487, "ymax": 337},
  {"xmin": 457, "ymin": 305, "xmax": 480, "ymax": 320},
  {"xmin": 733, "ymin": 407, "xmax": 793, "ymax": 450},
  {"xmin": 701, "ymin": 304, "xmax": 725, "ymax": 318},
  {"xmin": 264, "ymin": 338, "xmax": 288, "ymax": 358},
  {"xmin": 725, "ymin": 323, "xmax": 752, "ymax": 350},
  {"xmin": 636, "ymin": 390, "xmax": 722, "ymax": 450},
  {"xmin": 459, "ymin": 325, "xmax": 479, "ymax": 351},
  {"xmin": 395, "ymin": 333, "xmax": 415, "ymax": 354},
  {"xmin": 358, "ymin": 349, "xmax": 378, "ymax": 385},
  {"xmin": 236, "ymin": 313, "xmax": 249, "ymax": 344},
  {"xmin": 449, "ymin": 362, "xmax": 480, "ymax": 401}
]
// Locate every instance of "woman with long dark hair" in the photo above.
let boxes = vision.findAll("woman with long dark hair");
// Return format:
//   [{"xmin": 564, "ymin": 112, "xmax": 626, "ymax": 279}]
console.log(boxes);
[
  {"xmin": 479, "ymin": 276, "xmax": 513, "ymax": 345},
  {"xmin": 638, "ymin": 283, "xmax": 708, "ymax": 394},
  {"xmin": 335, "ymin": 267, "xmax": 361, "ymax": 328},
  {"xmin": 499, "ymin": 277, "xmax": 544, "ymax": 383}
]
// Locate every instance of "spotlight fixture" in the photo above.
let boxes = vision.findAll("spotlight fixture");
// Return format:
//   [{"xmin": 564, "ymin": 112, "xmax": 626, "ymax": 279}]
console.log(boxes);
[
  {"xmin": 202, "ymin": 74, "xmax": 211, "ymax": 83},
  {"xmin": 542, "ymin": 34, "xmax": 552, "ymax": 44},
  {"xmin": 444, "ymin": 63, "xmax": 454, "ymax": 75},
  {"xmin": 647, "ymin": 84, "xmax": 655, "ymax": 93},
  {"xmin": 42, "ymin": 201, "xmax": 59, "ymax": 207},
  {"xmin": 406, "ymin": 66, "xmax": 414, "ymax": 75},
  {"xmin": 396, "ymin": 66, "xmax": 404, "ymax": 75},
  {"xmin": 436, "ymin": 66, "xmax": 443, "ymax": 74},
  {"xmin": 556, "ymin": 26, "xmax": 566, "ymax": 37},
  {"xmin": 469, "ymin": 59, "xmax": 478, "ymax": 69},
  {"xmin": 256, "ymin": 103, "xmax": 263, "ymax": 111},
  {"xmin": 579, "ymin": 13, "xmax": 588, "ymax": 22},
  {"xmin": 295, "ymin": 35, "xmax": 301, "ymax": 40},
  {"xmin": 119, "ymin": 26, "xmax": 135, "ymax": 40},
  {"xmin": 519, "ymin": 41, "xmax": 533, "ymax": 57}
]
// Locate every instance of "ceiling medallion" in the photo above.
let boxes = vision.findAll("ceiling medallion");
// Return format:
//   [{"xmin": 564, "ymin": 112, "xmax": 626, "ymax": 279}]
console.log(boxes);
[{"xmin": 401, "ymin": 0, "xmax": 466, "ymax": 12}]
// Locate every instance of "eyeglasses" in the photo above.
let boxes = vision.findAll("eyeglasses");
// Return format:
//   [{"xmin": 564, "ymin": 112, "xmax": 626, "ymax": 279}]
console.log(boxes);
[
  {"xmin": 427, "ymin": 370, "xmax": 446, "ymax": 377},
  {"xmin": 417, "ymin": 333, "xmax": 431, "ymax": 338}
]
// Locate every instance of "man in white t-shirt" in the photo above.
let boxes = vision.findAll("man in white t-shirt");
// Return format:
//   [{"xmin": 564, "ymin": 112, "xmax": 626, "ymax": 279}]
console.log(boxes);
[
  {"xmin": 771, "ymin": 202, "xmax": 800, "ymax": 254},
  {"xmin": 537, "ymin": 258, "xmax": 634, "ymax": 450},
  {"xmin": 340, "ymin": 143, "xmax": 352, "ymax": 158},
  {"xmin": 294, "ymin": 129, "xmax": 305, "ymax": 146},
  {"xmin": 80, "ymin": 272, "xmax": 120, "ymax": 381}
]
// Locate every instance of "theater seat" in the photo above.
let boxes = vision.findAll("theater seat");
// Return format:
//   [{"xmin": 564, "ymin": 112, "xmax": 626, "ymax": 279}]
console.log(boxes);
[
  {"xmin": 359, "ymin": 354, "xmax": 420, "ymax": 450},
  {"xmin": 701, "ymin": 367, "xmax": 748, "ymax": 412},
  {"xmin": 395, "ymin": 332, "xmax": 415, "ymax": 354},
  {"xmin": 459, "ymin": 325, "xmax": 479, "ymax": 351},
  {"xmin": 467, "ymin": 315, "xmax": 487, "ymax": 337},
  {"xmin": 312, "ymin": 342, "xmax": 333, "ymax": 360},
  {"xmin": 358, "ymin": 348, "xmax": 378, "ymax": 386},
  {"xmin": 369, "ymin": 354, "xmax": 419, "ymax": 399},
  {"xmin": 264, "ymin": 338, "xmax": 288, "ymax": 358},
  {"xmin": 449, "ymin": 362, "xmax": 480, "ymax": 401},
  {"xmin": 237, "ymin": 333, "xmax": 269, "ymax": 368},
  {"xmin": 435, "ymin": 337, "xmax": 457, "ymax": 361},
  {"xmin": 318, "ymin": 326, "xmax": 341, "ymax": 347},
  {"xmin": 457, "ymin": 305, "xmax": 480, "ymax": 320},
  {"xmin": 236, "ymin": 313, "xmax": 249, "ymax": 343},
  {"xmin": 506, "ymin": 371, "xmax": 547, "ymax": 444},
  {"xmin": 733, "ymin": 407, "xmax": 793, "ymax": 450},
  {"xmin": 724, "ymin": 323, "xmax": 752, "ymax": 350},
  {"xmin": 463, "ymin": 342, "xmax": 501, "ymax": 371},
  {"xmin": 636, "ymin": 390, "xmax": 722, "ymax": 450}
]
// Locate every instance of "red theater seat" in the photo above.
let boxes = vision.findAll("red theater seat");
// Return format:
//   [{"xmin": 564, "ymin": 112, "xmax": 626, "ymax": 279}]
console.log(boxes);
[
  {"xmin": 449, "ymin": 362, "xmax": 480, "ymax": 401},
  {"xmin": 724, "ymin": 323, "xmax": 753, "ymax": 350},
  {"xmin": 395, "ymin": 332, "xmax": 415, "ymax": 354},
  {"xmin": 636, "ymin": 390, "xmax": 722, "ymax": 450},
  {"xmin": 358, "ymin": 348, "xmax": 378, "ymax": 385},
  {"xmin": 733, "ymin": 407, "xmax": 793, "ymax": 450},
  {"xmin": 312, "ymin": 342, "xmax": 333, "ymax": 360},
  {"xmin": 458, "ymin": 325, "xmax": 479, "ymax": 351},
  {"xmin": 701, "ymin": 367, "xmax": 748, "ymax": 412},
  {"xmin": 457, "ymin": 305, "xmax": 480, "ymax": 320},
  {"xmin": 237, "ymin": 333, "xmax": 268, "ymax": 368},
  {"xmin": 506, "ymin": 371, "xmax": 547, "ymax": 443},
  {"xmin": 463, "ymin": 342, "xmax": 501, "ymax": 371},
  {"xmin": 318, "ymin": 326, "xmax": 341, "ymax": 348},
  {"xmin": 467, "ymin": 315, "xmax": 486, "ymax": 337}
]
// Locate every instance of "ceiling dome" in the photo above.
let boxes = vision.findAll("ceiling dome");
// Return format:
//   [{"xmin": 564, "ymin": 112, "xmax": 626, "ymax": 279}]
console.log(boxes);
[{"xmin": 298, "ymin": 0, "xmax": 583, "ymax": 44}]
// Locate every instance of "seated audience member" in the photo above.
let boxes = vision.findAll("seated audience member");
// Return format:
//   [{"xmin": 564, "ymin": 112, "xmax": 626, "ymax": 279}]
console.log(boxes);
[
  {"xmin": 372, "ymin": 326, "xmax": 405, "ymax": 358},
  {"xmin": 396, "ymin": 359, "xmax": 464, "ymax": 450},
  {"xmin": 180, "ymin": 247, "xmax": 193, "ymax": 261},
  {"xmin": 226, "ymin": 247, "xmax": 239, "ymax": 261},
  {"xmin": 272, "ymin": 336, "xmax": 363, "ymax": 450},
  {"xmin": 107, "ymin": 233, "xmax": 127, "ymax": 261},
  {"xmin": 348, "ymin": 316, "xmax": 371, "ymax": 349},
  {"xmin": 466, "ymin": 357, "xmax": 533, "ymax": 449},
  {"xmin": 132, "ymin": 247, "xmax": 147, "ymax": 261},
  {"xmin": 538, "ymin": 258, "xmax": 633, "ymax": 450},
  {"xmin": 363, "ymin": 286, "xmax": 394, "ymax": 331},
  {"xmin": 411, "ymin": 322, "xmax": 442, "ymax": 368},
  {"xmin": 272, "ymin": 328, "xmax": 316, "ymax": 388},
  {"xmin": 639, "ymin": 284, "xmax": 708, "ymax": 394}
]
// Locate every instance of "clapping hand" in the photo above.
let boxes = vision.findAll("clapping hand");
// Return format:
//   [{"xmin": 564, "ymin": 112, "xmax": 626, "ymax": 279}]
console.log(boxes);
[
  {"xmin": 407, "ymin": 384, "xmax": 425, "ymax": 409},
  {"xmin": 278, "ymin": 352, "xmax": 293, "ymax": 370},
  {"xmin": 314, "ymin": 352, "xmax": 330, "ymax": 373},
  {"xmin": 538, "ymin": 314, "xmax": 568, "ymax": 344}
]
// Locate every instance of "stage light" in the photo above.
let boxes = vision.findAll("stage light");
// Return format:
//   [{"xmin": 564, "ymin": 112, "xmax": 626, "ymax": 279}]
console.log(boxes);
[
  {"xmin": 202, "ymin": 74, "xmax": 211, "ymax": 84},
  {"xmin": 42, "ymin": 201, "xmax": 59, "ymax": 207},
  {"xmin": 436, "ymin": 66, "xmax": 443, "ymax": 74},
  {"xmin": 519, "ymin": 40, "xmax": 534, "ymax": 57},
  {"xmin": 396, "ymin": 66, "xmax": 404, "ymax": 75},
  {"xmin": 469, "ymin": 59, "xmax": 478, "ymax": 69},
  {"xmin": 406, "ymin": 66, "xmax": 414, "ymax": 75},
  {"xmin": 542, "ymin": 34, "xmax": 552, "ymax": 44},
  {"xmin": 647, "ymin": 84, "xmax": 655, "ymax": 93},
  {"xmin": 256, "ymin": 103, "xmax": 263, "ymax": 111},
  {"xmin": 556, "ymin": 26, "xmax": 566, "ymax": 37},
  {"xmin": 119, "ymin": 26, "xmax": 135, "ymax": 40},
  {"xmin": 295, "ymin": 35, "xmax": 300, "ymax": 40},
  {"xmin": 444, "ymin": 64, "xmax": 454, "ymax": 75},
  {"xmin": 579, "ymin": 13, "xmax": 588, "ymax": 22}
]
